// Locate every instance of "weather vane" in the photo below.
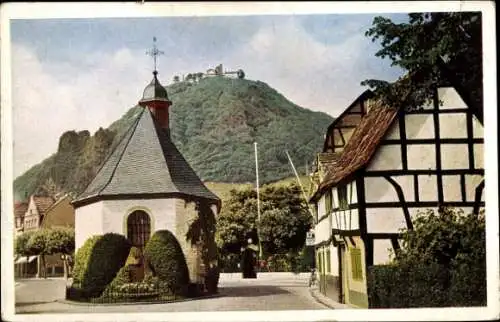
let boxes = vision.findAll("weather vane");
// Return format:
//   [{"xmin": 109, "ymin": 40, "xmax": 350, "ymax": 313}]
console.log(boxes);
[{"xmin": 146, "ymin": 37, "xmax": 164, "ymax": 73}]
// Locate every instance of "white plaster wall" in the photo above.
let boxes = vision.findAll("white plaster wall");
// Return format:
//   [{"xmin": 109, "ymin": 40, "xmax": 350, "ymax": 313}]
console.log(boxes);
[
  {"xmin": 366, "ymin": 207, "xmax": 406, "ymax": 233},
  {"xmin": 439, "ymin": 113, "xmax": 468, "ymax": 138},
  {"xmin": 330, "ymin": 244, "xmax": 339, "ymax": 276},
  {"xmin": 102, "ymin": 198, "xmax": 177, "ymax": 238},
  {"xmin": 373, "ymin": 239, "xmax": 394, "ymax": 265},
  {"xmin": 405, "ymin": 114, "xmax": 435, "ymax": 139},
  {"xmin": 465, "ymin": 175, "xmax": 484, "ymax": 202},
  {"xmin": 75, "ymin": 201, "xmax": 104, "ymax": 251},
  {"xmin": 332, "ymin": 187, "xmax": 338, "ymax": 208},
  {"xmin": 350, "ymin": 182, "xmax": 358, "ymax": 204},
  {"xmin": 318, "ymin": 195, "xmax": 326, "ymax": 219},
  {"xmin": 418, "ymin": 175, "xmax": 438, "ymax": 201},
  {"xmin": 474, "ymin": 143, "xmax": 484, "ymax": 169},
  {"xmin": 366, "ymin": 146, "xmax": 403, "ymax": 171},
  {"xmin": 392, "ymin": 175, "xmax": 415, "ymax": 202},
  {"xmin": 441, "ymin": 144, "xmax": 469, "ymax": 169},
  {"xmin": 315, "ymin": 214, "xmax": 331, "ymax": 244},
  {"xmin": 442, "ymin": 175, "xmax": 462, "ymax": 202},
  {"xmin": 438, "ymin": 87, "xmax": 467, "ymax": 109},
  {"xmin": 473, "ymin": 117, "xmax": 484, "ymax": 139},
  {"xmin": 384, "ymin": 121, "xmax": 400, "ymax": 140},
  {"xmin": 407, "ymin": 144, "xmax": 436, "ymax": 170},
  {"xmin": 364, "ymin": 177, "xmax": 398, "ymax": 203}
]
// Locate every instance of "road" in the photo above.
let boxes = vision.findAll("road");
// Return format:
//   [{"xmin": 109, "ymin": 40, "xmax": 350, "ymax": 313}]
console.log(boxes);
[{"xmin": 15, "ymin": 273, "xmax": 328, "ymax": 314}]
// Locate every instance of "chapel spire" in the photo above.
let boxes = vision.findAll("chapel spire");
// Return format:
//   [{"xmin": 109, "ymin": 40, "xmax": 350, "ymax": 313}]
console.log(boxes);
[{"xmin": 139, "ymin": 37, "xmax": 172, "ymax": 130}]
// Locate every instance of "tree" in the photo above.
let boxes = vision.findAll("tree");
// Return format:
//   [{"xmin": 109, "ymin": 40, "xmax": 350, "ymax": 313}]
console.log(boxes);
[
  {"xmin": 216, "ymin": 183, "xmax": 313, "ymax": 257},
  {"xmin": 196, "ymin": 72, "xmax": 204, "ymax": 81},
  {"xmin": 362, "ymin": 13, "xmax": 482, "ymax": 121},
  {"xmin": 15, "ymin": 231, "xmax": 36, "ymax": 259},
  {"xmin": 185, "ymin": 73, "xmax": 193, "ymax": 82},
  {"xmin": 26, "ymin": 229, "xmax": 52, "ymax": 278},
  {"xmin": 46, "ymin": 227, "xmax": 75, "ymax": 278},
  {"xmin": 173, "ymin": 75, "xmax": 180, "ymax": 83}
]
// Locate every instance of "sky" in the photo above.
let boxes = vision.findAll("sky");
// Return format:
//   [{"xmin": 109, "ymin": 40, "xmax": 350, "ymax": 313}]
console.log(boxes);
[{"xmin": 10, "ymin": 13, "xmax": 407, "ymax": 178}]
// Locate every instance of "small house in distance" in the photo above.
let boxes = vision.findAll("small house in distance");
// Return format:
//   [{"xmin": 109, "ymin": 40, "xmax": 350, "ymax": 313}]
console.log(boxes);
[
  {"xmin": 14, "ymin": 195, "xmax": 55, "ymax": 277},
  {"xmin": 309, "ymin": 82, "xmax": 484, "ymax": 308}
]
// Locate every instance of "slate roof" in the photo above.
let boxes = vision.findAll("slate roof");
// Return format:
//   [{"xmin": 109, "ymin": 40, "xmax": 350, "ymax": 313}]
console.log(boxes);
[
  {"xmin": 310, "ymin": 101, "xmax": 398, "ymax": 202},
  {"xmin": 73, "ymin": 108, "xmax": 220, "ymax": 208}
]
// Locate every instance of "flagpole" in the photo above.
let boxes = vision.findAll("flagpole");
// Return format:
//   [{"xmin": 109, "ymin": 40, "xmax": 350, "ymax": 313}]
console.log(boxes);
[
  {"xmin": 254, "ymin": 142, "xmax": 263, "ymax": 262},
  {"xmin": 285, "ymin": 150, "xmax": 316, "ymax": 222}
]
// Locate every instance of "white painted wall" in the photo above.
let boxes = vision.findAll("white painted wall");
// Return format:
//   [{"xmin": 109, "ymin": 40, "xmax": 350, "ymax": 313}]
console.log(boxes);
[
  {"xmin": 442, "ymin": 175, "xmax": 462, "ymax": 202},
  {"xmin": 364, "ymin": 177, "xmax": 398, "ymax": 203},
  {"xmin": 366, "ymin": 207, "xmax": 407, "ymax": 234},
  {"xmin": 75, "ymin": 201, "xmax": 104, "ymax": 251},
  {"xmin": 437, "ymin": 87, "xmax": 467, "ymax": 109},
  {"xmin": 102, "ymin": 198, "xmax": 177, "ymax": 238},
  {"xmin": 373, "ymin": 239, "xmax": 394, "ymax": 265},
  {"xmin": 384, "ymin": 121, "xmax": 400, "ymax": 140},
  {"xmin": 474, "ymin": 143, "xmax": 484, "ymax": 169},
  {"xmin": 418, "ymin": 175, "xmax": 438, "ymax": 201},
  {"xmin": 407, "ymin": 144, "xmax": 436, "ymax": 170},
  {"xmin": 405, "ymin": 114, "xmax": 435, "ymax": 139},
  {"xmin": 465, "ymin": 175, "xmax": 484, "ymax": 202},
  {"xmin": 441, "ymin": 144, "xmax": 469, "ymax": 169},
  {"xmin": 439, "ymin": 113, "xmax": 468, "ymax": 138},
  {"xmin": 391, "ymin": 175, "xmax": 415, "ymax": 202},
  {"xmin": 367, "ymin": 145, "xmax": 403, "ymax": 171},
  {"xmin": 75, "ymin": 198, "xmax": 178, "ymax": 251}
]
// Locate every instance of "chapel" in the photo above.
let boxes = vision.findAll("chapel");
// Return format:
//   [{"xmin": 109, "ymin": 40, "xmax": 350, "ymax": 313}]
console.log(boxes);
[{"xmin": 72, "ymin": 40, "xmax": 221, "ymax": 282}]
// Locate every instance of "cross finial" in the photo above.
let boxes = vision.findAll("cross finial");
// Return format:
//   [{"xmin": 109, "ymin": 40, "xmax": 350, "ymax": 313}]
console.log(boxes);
[{"xmin": 146, "ymin": 37, "xmax": 164, "ymax": 74}]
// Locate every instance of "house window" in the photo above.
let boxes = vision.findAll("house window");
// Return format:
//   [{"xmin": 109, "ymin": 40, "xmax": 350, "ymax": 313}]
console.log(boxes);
[
  {"xmin": 317, "ymin": 250, "xmax": 323, "ymax": 274},
  {"xmin": 127, "ymin": 210, "xmax": 151, "ymax": 250},
  {"xmin": 325, "ymin": 190, "xmax": 333, "ymax": 214},
  {"xmin": 313, "ymin": 203, "xmax": 318, "ymax": 222},
  {"xmin": 350, "ymin": 247, "xmax": 363, "ymax": 281},
  {"xmin": 338, "ymin": 185, "xmax": 348, "ymax": 210}
]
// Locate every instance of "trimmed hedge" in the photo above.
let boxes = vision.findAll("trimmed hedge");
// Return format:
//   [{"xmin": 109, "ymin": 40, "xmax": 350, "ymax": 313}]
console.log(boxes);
[
  {"xmin": 144, "ymin": 230, "xmax": 190, "ymax": 294},
  {"xmin": 367, "ymin": 261, "xmax": 486, "ymax": 308},
  {"xmin": 70, "ymin": 233, "xmax": 131, "ymax": 299}
]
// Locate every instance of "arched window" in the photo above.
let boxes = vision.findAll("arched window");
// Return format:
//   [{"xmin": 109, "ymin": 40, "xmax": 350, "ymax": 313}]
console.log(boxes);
[{"xmin": 127, "ymin": 210, "xmax": 151, "ymax": 250}]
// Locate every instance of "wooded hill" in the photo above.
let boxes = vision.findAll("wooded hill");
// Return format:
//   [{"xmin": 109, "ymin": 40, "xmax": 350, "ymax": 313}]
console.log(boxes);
[{"xmin": 14, "ymin": 76, "xmax": 333, "ymax": 200}]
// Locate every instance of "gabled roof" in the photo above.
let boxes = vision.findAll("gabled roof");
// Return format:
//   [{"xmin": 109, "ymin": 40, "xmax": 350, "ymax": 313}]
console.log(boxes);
[
  {"xmin": 73, "ymin": 108, "xmax": 220, "ymax": 208},
  {"xmin": 32, "ymin": 196, "xmax": 56, "ymax": 215},
  {"xmin": 322, "ymin": 90, "xmax": 374, "ymax": 152},
  {"xmin": 14, "ymin": 202, "xmax": 28, "ymax": 218},
  {"xmin": 44, "ymin": 194, "xmax": 72, "ymax": 214},
  {"xmin": 310, "ymin": 102, "xmax": 398, "ymax": 202}
]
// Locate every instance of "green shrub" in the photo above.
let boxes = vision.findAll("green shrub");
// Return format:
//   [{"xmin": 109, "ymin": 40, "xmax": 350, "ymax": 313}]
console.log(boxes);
[
  {"xmin": 72, "ymin": 235, "xmax": 100, "ymax": 285},
  {"xmin": 70, "ymin": 233, "xmax": 131, "ymax": 299},
  {"xmin": 144, "ymin": 230, "xmax": 190, "ymax": 294},
  {"xmin": 368, "ymin": 208, "xmax": 486, "ymax": 308},
  {"xmin": 103, "ymin": 265, "xmax": 133, "ymax": 294}
]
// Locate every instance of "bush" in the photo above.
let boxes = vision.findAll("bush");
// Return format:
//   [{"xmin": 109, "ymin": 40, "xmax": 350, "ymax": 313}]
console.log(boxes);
[
  {"xmin": 144, "ymin": 230, "xmax": 190, "ymax": 294},
  {"xmin": 368, "ymin": 208, "xmax": 486, "ymax": 308},
  {"xmin": 70, "ymin": 233, "xmax": 131, "ymax": 299},
  {"xmin": 72, "ymin": 236, "xmax": 100, "ymax": 285}
]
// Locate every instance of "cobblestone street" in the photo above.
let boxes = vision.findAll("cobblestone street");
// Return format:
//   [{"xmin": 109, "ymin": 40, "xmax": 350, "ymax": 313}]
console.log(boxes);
[{"xmin": 15, "ymin": 273, "xmax": 329, "ymax": 314}]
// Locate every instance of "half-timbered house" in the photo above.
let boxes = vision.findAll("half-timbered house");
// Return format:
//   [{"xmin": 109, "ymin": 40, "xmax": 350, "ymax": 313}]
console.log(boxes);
[{"xmin": 309, "ymin": 84, "xmax": 485, "ymax": 308}]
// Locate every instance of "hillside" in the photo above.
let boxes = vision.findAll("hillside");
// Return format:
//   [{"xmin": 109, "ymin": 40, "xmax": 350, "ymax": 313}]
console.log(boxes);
[{"xmin": 13, "ymin": 76, "xmax": 333, "ymax": 200}]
